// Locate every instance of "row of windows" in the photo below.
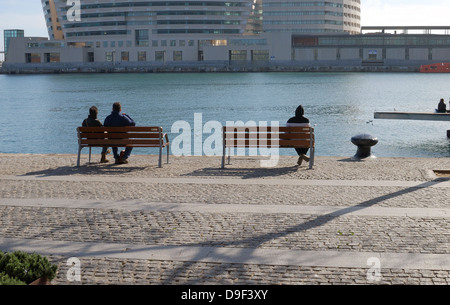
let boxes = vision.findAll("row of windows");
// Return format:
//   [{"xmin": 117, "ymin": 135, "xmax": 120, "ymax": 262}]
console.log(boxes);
[
  {"xmin": 319, "ymin": 36, "xmax": 450, "ymax": 47},
  {"xmin": 26, "ymin": 37, "xmax": 267, "ymax": 50},
  {"xmin": 77, "ymin": 1, "xmax": 247, "ymax": 9},
  {"xmin": 89, "ymin": 39, "xmax": 197, "ymax": 48},
  {"xmin": 263, "ymin": 1, "xmax": 360, "ymax": 12},
  {"xmin": 64, "ymin": 20, "xmax": 242, "ymax": 29},
  {"xmin": 264, "ymin": 20, "xmax": 344, "ymax": 25},
  {"xmin": 24, "ymin": 49, "xmax": 270, "ymax": 63},
  {"xmin": 264, "ymin": 2, "xmax": 343, "ymax": 8},
  {"xmin": 63, "ymin": 10, "xmax": 243, "ymax": 20},
  {"xmin": 307, "ymin": 48, "xmax": 433, "ymax": 61},
  {"xmin": 65, "ymin": 28, "xmax": 242, "ymax": 37},
  {"xmin": 263, "ymin": 10, "xmax": 343, "ymax": 17},
  {"xmin": 293, "ymin": 35, "xmax": 450, "ymax": 47}
]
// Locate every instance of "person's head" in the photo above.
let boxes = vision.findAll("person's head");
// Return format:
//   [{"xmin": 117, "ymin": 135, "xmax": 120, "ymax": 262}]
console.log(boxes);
[
  {"xmin": 295, "ymin": 105, "xmax": 305, "ymax": 117},
  {"xmin": 440, "ymin": 98, "xmax": 444, "ymax": 103},
  {"xmin": 89, "ymin": 106, "xmax": 98, "ymax": 119},
  {"xmin": 112, "ymin": 102, "xmax": 121, "ymax": 112}
]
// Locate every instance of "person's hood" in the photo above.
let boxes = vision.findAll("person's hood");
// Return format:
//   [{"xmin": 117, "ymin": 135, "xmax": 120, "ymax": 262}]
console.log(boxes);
[{"xmin": 295, "ymin": 105, "xmax": 304, "ymax": 117}]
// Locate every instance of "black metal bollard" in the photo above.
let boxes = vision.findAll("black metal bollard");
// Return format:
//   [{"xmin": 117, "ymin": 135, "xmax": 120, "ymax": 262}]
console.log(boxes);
[{"xmin": 351, "ymin": 134, "xmax": 378, "ymax": 160}]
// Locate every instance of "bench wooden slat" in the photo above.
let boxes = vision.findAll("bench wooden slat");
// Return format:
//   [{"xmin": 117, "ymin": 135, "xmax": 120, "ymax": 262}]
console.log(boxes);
[
  {"xmin": 81, "ymin": 133, "xmax": 162, "ymax": 139},
  {"xmin": 78, "ymin": 126, "xmax": 161, "ymax": 132},
  {"xmin": 222, "ymin": 126, "xmax": 315, "ymax": 169},
  {"xmin": 77, "ymin": 126, "xmax": 169, "ymax": 167},
  {"xmin": 81, "ymin": 139, "xmax": 165, "ymax": 146},
  {"xmin": 223, "ymin": 126, "xmax": 311, "ymax": 133},
  {"xmin": 224, "ymin": 134, "xmax": 312, "ymax": 141},
  {"xmin": 223, "ymin": 139, "xmax": 313, "ymax": 147}
]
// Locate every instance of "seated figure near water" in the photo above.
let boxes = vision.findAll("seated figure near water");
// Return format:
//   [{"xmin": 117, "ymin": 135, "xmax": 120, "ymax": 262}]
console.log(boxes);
[
  {"xmin": 104, "ymin": 102, "xmax": 136, "ymax": 164},
  {"xmin": 286, "ymin": 105, "xmax": 311, "ymax": 166},
  {"xmin": 437, "ymin": 98, "xmax": 447, "ymax": 113},
  {"xmin": 82, "ymin": 106, "xmax": 111, "ymax": 163}
]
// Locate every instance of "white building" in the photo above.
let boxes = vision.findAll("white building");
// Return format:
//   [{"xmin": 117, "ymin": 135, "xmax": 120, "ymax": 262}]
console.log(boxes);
[{"xmin": 4, "ymin": 0, "xmax": 360, "ymax": 68}]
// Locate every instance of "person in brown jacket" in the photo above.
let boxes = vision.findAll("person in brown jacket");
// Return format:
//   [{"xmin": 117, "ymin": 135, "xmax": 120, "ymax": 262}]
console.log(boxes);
[{"xmin": 82, "ymin": 106, "xmax": 110, "ymax": 163}]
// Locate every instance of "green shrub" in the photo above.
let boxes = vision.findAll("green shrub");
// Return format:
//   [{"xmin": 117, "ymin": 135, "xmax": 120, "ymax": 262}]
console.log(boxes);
[
  {"xmin": 0, "ymin": 251, "xmax": 58, "ymax": 285},
  {"xmin": 0, "ymin": 273, "xmax": 26, "ymax": 285}
]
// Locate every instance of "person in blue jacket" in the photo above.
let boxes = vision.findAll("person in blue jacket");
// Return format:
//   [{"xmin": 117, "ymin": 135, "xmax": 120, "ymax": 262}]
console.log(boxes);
[{"xmin": 104, "ymin": 102, "xmax": 136, "ymax": 164}]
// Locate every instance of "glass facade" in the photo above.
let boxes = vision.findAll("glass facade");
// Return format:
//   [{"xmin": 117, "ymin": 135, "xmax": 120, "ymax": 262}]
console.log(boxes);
[
  {"xmin": 293, "ymin": 34, "xmax": 450, "ymax": 48},
  {"xmin": 41, "ymin": 0, "xmax": 360, "ymax": 46},
  {"xmin": 4, "ymin": 29, "xmax": 25, "ymax": 59}
]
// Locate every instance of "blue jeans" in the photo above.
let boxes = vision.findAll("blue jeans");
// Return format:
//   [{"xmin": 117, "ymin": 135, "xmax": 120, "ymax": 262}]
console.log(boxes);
[{"xmin": 112, "ymin": 147, "xmax": 133, "ymax": 160}]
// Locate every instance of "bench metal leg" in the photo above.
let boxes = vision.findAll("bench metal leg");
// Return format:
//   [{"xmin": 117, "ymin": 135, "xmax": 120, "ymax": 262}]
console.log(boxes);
[
  {"xmin": 158, "ymin": 146, "xmax": 163, "ymax": 168},
  {"xmin": 309, "ymin": 148, "xmax": 315, "ymax": 169},
  {"xmin": 166, "ymin": 145, "xmax": 170, "ymax": 164},
  {"xmin": 77, "ymin": 146, "xmax": 82, "ymax": 167}
]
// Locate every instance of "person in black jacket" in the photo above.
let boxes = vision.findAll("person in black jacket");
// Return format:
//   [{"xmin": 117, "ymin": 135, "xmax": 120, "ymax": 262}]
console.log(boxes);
[
  {"xmin": 287, "ymin": 105, "xmax": 311, "ymax": 166},
  {"xmin": 104, "ymin": 102, "xmax": 136, "ymax": 164},
  {"xmin": 437, "ymin": 98, "xmax": 447, "ymax": 113},
  {"xmin": 82, "ymin": 106, "xmax": 110, "ymax": 163}
]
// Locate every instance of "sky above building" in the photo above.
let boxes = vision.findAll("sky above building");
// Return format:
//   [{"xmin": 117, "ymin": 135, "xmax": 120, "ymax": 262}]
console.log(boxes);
[{"xmin": 1, "ymin": 0, "xmax": 450, "ymax": 60}]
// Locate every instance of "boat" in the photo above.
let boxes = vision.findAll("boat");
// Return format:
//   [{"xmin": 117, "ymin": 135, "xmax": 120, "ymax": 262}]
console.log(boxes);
[{"xmin": 420, "ymin": 62, "xmax": 450, "ymax": 73}]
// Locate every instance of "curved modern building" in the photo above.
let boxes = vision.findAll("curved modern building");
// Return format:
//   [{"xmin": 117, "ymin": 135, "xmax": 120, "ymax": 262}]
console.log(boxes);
[
  {"xmin": 41, "ymin": 0, "xmax": 360, "ymax": 43},
  {"xmin": 5, "ymin": 1, "xmax": 365, "ymax": 68}
]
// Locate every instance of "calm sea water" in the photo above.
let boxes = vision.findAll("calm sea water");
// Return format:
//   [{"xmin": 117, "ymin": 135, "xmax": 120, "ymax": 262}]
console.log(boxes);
[{"xmin": 1, "ymin": 72, "xmax": 449, "ymax": 158}]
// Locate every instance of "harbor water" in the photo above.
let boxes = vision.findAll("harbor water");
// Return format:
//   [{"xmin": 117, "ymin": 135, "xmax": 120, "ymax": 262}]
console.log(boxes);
[{"xmin": 1, "ymin": 72, "xmax": 449, "ymax": 158}]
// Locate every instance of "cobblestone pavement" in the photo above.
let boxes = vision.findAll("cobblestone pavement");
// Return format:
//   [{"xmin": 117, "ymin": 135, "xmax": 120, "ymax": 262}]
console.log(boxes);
[{"xmin": 0, "ymin": 154, "xmax": 449, "ymax": 285}]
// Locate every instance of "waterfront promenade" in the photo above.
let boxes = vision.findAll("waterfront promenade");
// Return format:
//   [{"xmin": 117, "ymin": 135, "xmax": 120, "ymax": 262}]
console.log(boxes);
[{"xmin": 0, "ymin": 153, "xmax": 449, "ymax": 285}]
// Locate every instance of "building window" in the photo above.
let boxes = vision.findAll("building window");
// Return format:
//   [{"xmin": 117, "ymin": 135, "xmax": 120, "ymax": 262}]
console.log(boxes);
[
  {"xmin": 188, "ymin": 40, "xmax": 195, "ymax": 47},
  {"xmin": 170, "ymin": 40, "xmax": 176, "ymax": 47},
  {"xmin": 152, "ymin": 40, "xmax": 158, "ymax": 47},
  {"xmin": 45, "ymin": 53, "xmax": 60, "ymax": 63},
  {"xmin": 368, "ymin": 50, "xmax": 377, "ymax": 60},
  {"xmin": 105, "ymin": 51, "xmax": 113, "ymax": 62},
  {"xmin": 135, "ymin": 30, "xmax": 149, "ymax": 46},
  {"xmin": 121, "ymin": 51, "xmax": 129, "ymax": 61},
  {"xmin": 173, "ymin": 51, "xmax": 182, "ymax": 61},
  {"xmin": 155, "ymin": 51, "xmax": 165, "ymax": 62},
  {"xmin": 138, "ymin": 51, "xmax": 146, "ymax": 61},
  {"xmin": 229, "ymin": 50, "xmax": 247, "ymax": 61},
  {"xmin": 179, "ymin": 40, "xmax": 185, "ymax": 47},
  {"xmin": 251, "ymin": 50, "xmax": 269, "ymax": 61},
  {"xmin": 161, "ymin": 40, "xmax": 167, "ymax": 47},
  {"xmin": 25, "ymin": 53, "xmax": 41, "ymax": 63}
]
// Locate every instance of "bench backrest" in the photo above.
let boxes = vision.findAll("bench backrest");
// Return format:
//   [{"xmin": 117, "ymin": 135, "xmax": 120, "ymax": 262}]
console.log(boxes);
[
  {"xmin": 77, "ymin": 126, "xmax": 164, "ymax": 147},
  {"xmin": 223, "ymin": 126, "xmax": 314, "ymax": 148}
]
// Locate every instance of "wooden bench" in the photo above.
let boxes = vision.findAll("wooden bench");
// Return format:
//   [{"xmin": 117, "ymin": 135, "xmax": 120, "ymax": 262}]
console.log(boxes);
[
  {"xmin": 77, "ymin": 126, "xmax": 170, "ymax": 167},
  {"xmin": 222, "ymin": 126, "xmax": 315, "ymax": 169}
]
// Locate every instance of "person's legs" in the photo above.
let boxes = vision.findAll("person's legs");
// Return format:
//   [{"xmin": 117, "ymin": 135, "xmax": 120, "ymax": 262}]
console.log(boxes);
[
  {"xmin": 123, "ymin": 147, "xmax": 133, "ymax": 160},
  {"xmin": 295, "ymin": 148, "xmax": 309, "ymax": 165},
  {"xmin": 112, "ymin": 147, "xmax": 119, "ymax": 159},
  {"xmin": 100, "ymin": 147, "xmax": 110, "ymax": 163}
]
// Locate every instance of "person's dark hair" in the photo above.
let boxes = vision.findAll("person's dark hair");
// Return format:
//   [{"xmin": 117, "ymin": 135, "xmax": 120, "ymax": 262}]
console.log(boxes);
[
  {"xmin": 89, "ymin": 106, "xmax": 98, "ymax": 118},
  {"xmin": 112, "ymin": 102, "xmax": 121, "ymax": 112},
  {"xmin": 295, "ymin": 105, "xmax": 304, "ymax": 117}
]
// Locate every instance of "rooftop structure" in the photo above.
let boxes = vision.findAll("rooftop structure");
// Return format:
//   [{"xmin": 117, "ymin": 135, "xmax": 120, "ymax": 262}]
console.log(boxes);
[{"xmin": 3, "ymin": 29, "xmax": 24, "ymax": 59}]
